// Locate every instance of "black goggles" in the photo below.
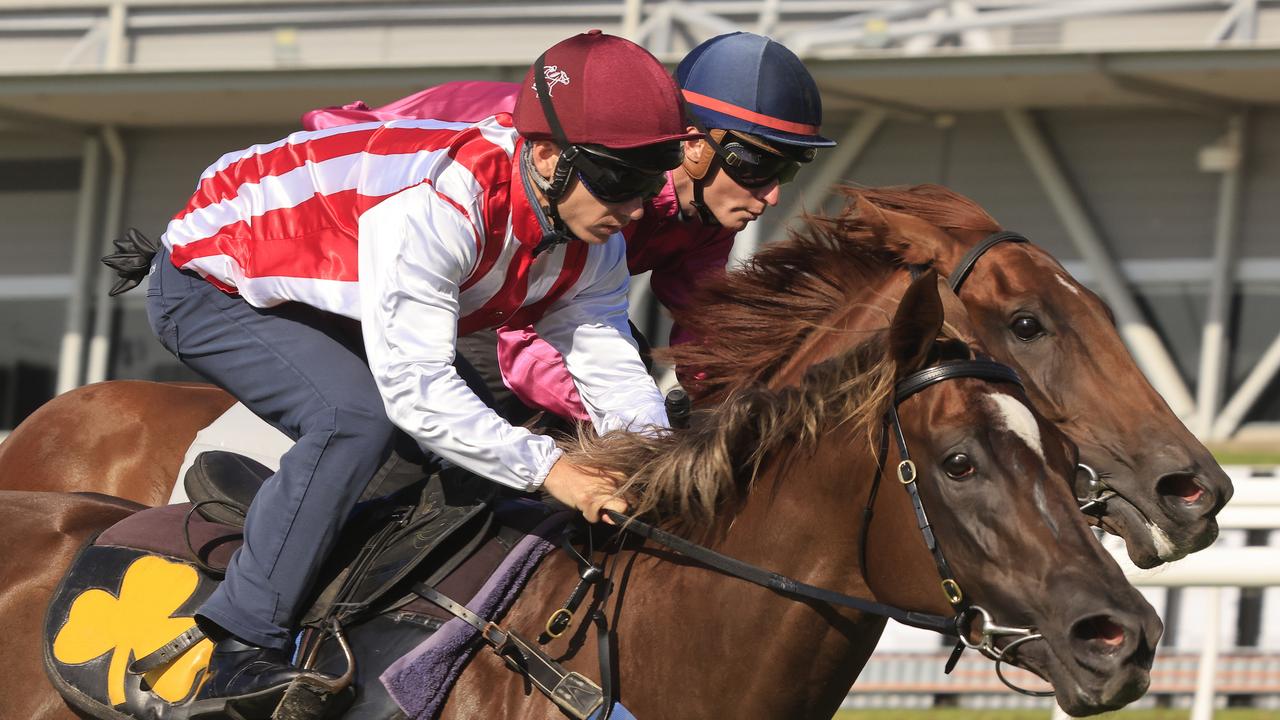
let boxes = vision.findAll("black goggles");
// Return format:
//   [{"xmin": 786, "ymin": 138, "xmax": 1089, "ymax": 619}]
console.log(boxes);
[
  {"xmin": 571, "ymin": 149, "xmax": 668, "ymax": 204},
  {"xmin": 714, "ymin": 136, "xmax": 804, "ymax": 189}
]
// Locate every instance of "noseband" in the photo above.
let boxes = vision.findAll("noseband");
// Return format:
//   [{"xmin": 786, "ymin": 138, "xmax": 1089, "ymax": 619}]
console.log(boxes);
[
  {"xmin": 927, "ymin": 230, "xmax": 1116, "ymax": 516},
  {"xmin": 605, "ymin": 355, "xmax": 1056, "ymax": 697}
]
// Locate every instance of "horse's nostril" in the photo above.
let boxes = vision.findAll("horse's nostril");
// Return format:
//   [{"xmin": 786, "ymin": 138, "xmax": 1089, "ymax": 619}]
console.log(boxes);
[
  {"xmin": 1157, "ymin": 472, "xmax": 1206, "ymax": 505},
  {"xmin": 1072, "ymin": 615, "xmax": 1127, "ymax": 652}
]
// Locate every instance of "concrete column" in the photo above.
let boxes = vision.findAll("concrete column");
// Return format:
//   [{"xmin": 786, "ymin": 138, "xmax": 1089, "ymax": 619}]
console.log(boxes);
[
  {"xmin": 85, "ymin": 126, "xmax": 127, "ymax": 385},
  {"xmin": 56, "ymin": 133, "xmax": 102, "ymax": 395}
]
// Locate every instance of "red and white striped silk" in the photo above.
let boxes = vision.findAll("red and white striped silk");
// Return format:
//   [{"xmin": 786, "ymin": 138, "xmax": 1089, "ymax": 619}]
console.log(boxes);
[{"xmin": 160, "ymin": 114, "xmax": 668, "ymax": 490}]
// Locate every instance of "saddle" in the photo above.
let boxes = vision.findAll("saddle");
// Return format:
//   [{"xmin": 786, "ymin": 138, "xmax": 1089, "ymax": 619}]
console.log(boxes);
[{"xmin": 43, "ymin": 451, "xmax": 573, "ymax": 720}]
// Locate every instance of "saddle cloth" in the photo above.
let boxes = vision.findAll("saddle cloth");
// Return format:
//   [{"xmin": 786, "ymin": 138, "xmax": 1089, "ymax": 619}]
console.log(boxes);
[{"xmin": 43, "ymin": 455, "xmax": 572, "ymax": 720}]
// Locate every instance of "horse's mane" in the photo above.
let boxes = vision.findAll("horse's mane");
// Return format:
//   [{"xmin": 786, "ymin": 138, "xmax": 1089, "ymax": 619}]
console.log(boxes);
[
  {"xmin": 663, "ymin": 183, "xmax": 1000, "ymax": 401},
  {"xmin": 563, "ymin": 184, "xmax": 998, "ymax": 528},
  {"xmin": 844, "ymin": 183, "xmax": 1002, "ymax": 235},
  {"xmin": 565, "ymin": 337, "xmax": 898, "ymax": 528}
]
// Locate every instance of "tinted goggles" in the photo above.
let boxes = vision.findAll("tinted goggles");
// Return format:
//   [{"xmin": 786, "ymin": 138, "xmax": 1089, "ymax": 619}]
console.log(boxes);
[
  {"xmin": 714, "ymin": 135, "xmax": 805, "ymax": 189},
  {"xmin": 572, "ymin": 150, "xmax": 668, "ymax": 204}
]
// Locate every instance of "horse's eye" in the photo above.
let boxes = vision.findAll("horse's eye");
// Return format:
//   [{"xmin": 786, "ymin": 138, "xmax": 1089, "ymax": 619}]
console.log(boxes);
[
  {"xmin": 1011, "ymin": 315, "xmax": 1044, "ymax": 341},
  {"xmin": 943, "ymin": 453, "xmax": 975, "ymax": 479}
]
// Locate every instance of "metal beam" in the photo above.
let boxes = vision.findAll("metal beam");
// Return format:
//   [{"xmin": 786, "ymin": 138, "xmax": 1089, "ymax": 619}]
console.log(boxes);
[
  {"xmin": 756, "ymin": 0, "xmax": 783, "ymax": 36},
  {"xmin": 1195, "ymin": 113, "xmax": 1246, "ymax": 438},
  {"xmin": 1211, "ymin": 329, "xmax": 1280, "ymax": 438},
  {"xmin": 85, "ymin": 125, "xmax": 126, "ymax": 385},
  {"xmin": 56, "ymin": 134, "xmax": 102, "ymax": 395},
  {"xmin": 1208, "ymin": 0, "xmax": 1260, "ymax": 43},
  {"xmin": 666, "ymin": 1, "xmax": 740, "ymax": 39},
  {"xmin": 769, "ymin": 108, "xmax": 888, "ymax": 247},
  {"xmin": 633, "ymin": 3, "xmax": 674, "ymax": 51},
  {"xmin": 1003, "ymin": 108, "xmax": 1196, "ymax": 419},
  {"xmin": 777, "ymin": 0, "xmax": 948, "ymax": 46},
  {"xmin": 104, "ymin": 1, "xmax": 127, "ymax": 72},
  {"xmin": 793, "ymin": 0, "xmax": 1239, "ymax": 55},
  {"xmin": 621, "ymin": 0, "xmax": 644, "ymax": 41}
]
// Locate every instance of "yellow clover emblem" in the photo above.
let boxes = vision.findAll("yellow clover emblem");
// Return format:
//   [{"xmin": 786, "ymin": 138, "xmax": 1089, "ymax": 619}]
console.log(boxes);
[{"xmin": 52, "ymin": 555, "xmax": 213, "ymax": 705}]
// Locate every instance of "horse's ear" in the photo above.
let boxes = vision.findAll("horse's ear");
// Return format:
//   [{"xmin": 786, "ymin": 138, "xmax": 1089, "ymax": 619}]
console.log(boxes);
[
  {"xmin": 890, "ymin": 268, "xmax": 944, "ymax": 376},
  {"xmin": 854, "ymin": 195, "xmax": 943, "ymax": 266},
  {"xmin": 853, "ymin": 194, "xmax": 891, "ymax": 241}
]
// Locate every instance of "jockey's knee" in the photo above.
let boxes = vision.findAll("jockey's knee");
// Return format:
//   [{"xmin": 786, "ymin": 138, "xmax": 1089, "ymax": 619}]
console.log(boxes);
[{"xmin": 299, "ymin": 403, "xmax": 397, "ymax": 458}]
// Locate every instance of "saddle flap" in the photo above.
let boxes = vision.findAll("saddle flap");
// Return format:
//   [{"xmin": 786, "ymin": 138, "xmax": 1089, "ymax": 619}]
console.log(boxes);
[
  {"xmin": 183, "ymin": 450, "xmax": 272, "ymax": 527},
  {"xmin": 303, "ymin": 466, "xmax": 497, "ymax": 626}
]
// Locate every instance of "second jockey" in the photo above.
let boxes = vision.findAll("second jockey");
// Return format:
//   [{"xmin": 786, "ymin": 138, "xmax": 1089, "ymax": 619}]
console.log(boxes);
[
  {"xmin": 144, "ymin": 31, "xmax": 696, "ymax": 716},
  {"xmin": 303, "ymin": 32, "xmax": 836, "ymax": 425}
]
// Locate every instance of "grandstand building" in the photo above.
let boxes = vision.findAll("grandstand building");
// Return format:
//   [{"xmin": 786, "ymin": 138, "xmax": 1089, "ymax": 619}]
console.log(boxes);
[
  {"xmin": 2, "ymin": 0, "xmax": 1279, "ymax": 440},
  {"xmin": 2, "ymin": 0, "xmax": 1279, "ymax": 710}
]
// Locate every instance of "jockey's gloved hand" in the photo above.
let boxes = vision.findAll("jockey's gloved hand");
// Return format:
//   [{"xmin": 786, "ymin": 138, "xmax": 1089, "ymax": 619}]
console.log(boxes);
[{"xmin": 102, "ymin": 228, "xmax": 160, "ymax": 296}]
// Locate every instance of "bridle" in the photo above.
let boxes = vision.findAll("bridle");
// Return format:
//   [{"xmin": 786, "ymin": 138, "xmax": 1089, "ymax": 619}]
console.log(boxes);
[
  {"xmin": 926, "ymin": 230, "xmax": 1117, "ymax": 515},
  {"xmin": 592, "ymin": 355, "xmax": 1056, "ymax": 699},
  {"xmin": 865, "ymin": 357, "xmax": 1053, "ymax": 696}
]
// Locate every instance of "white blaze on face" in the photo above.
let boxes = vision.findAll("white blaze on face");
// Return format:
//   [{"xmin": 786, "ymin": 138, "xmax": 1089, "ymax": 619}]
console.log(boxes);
[
  {"xmin": 986, "ymin": 393, "xmax": 1045, "ymax": 463},
  {"xmin": 1055, "ymin": 273, "xmax": 1082, "ymax": 296}
]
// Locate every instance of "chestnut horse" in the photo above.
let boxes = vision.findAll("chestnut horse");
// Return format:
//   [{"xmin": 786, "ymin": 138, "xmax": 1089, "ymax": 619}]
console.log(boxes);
[
  {"xmin": 3, "ymin": 270, "xmax": 1160, "ymax": 719},
  {"xmin": 0, "ymin": 185, "xmax": 1229, "ymax": 567}
]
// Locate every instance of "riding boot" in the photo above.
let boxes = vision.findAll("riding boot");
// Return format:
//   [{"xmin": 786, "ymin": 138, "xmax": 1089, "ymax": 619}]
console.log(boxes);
[{"xmin": 192, "ymin": 636, "xmax": 338, "ymax": 718}]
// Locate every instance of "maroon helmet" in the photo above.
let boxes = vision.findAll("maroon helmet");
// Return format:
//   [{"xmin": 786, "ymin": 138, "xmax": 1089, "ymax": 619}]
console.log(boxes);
[{"xmin": 513, "ymin": 29, "xmax": 699, "ymax": 151}]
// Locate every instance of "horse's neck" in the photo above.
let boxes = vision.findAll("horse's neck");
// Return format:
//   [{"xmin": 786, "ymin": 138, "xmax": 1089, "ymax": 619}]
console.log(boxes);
[{"xmin": 617, "ymin": 436, "xmax": 896, "ymax": 716}]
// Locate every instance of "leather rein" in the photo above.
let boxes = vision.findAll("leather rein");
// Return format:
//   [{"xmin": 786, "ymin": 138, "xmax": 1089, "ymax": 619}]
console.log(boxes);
[
  {"xmin": 604, "ymin": 357, "xmax": 1053, "ymax": 695},
  {"xmin": 584, "ymin": 231, "xmax": 1071, "ymax": 699},
  {"xmin": 418, "ymin": 232, "xmax": 1066, "ymax": 715}
]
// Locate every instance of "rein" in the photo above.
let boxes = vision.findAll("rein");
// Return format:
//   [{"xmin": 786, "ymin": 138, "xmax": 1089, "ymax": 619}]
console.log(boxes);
[
  {"xmin": 599, "ymin": 357, "xmax": 1054, "ymax": 696},
  {"xmin": 420, "ymin": 234, "xmax": 1068, "ymax": 709}
]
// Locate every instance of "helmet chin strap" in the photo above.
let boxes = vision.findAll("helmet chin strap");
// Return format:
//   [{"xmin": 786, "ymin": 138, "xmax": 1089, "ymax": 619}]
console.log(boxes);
[
  {"xmin": 685, "ymin": 164, "xmax": 720, "ymax": 226},
  {"xmin": 530, "ymin": 51, "xmax": 583, "ymax": 243},
  {"xmin": 523, "ymin": 145, "xmax": 577, "ymax": 251},
  {"xmin": 682, "ymin": 121, "xmax": 734, "ymax": 227}
]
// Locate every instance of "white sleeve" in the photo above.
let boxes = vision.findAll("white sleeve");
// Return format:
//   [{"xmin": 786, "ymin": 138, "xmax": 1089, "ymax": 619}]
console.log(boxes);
[
  {"xmin": 534, "ymin": 239, "xmax": 669, "ymax": 434},
  {"xmin": 358, "ymin": 185, "xmax": 561, "ymax": 491}
]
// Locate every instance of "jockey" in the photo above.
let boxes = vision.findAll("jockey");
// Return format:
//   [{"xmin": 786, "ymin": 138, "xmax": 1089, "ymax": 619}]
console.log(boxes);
[
  {"xmin": 144, "ymin": 30, "xmax": 696, "ymax": 715},
  {"xmin": 303, "ymin": 32, "xmax": 836, "ymax": 424}
]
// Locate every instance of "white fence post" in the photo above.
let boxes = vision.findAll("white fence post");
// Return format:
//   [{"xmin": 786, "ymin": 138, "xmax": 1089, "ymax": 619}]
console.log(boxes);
[{"xmin": 1191, "ymin": 587, "xmax": 1222, "ymax": 720}]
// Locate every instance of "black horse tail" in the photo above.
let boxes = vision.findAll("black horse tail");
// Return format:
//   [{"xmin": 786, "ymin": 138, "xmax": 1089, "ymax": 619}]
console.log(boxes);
[{"xmin": 101, "ymin": 228, "xmax": 159, "ymax": 296}]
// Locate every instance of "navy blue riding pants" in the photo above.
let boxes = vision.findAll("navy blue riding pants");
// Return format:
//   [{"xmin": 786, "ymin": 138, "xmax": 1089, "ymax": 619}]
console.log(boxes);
[{"xmin": 146, "ymin": 248, "xmax": 399, "ymax": 651}]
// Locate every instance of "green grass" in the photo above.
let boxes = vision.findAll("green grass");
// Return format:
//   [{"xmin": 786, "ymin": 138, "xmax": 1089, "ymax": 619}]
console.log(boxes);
[
  {"xmin": 832, "ymin": 711, "xmax": 1276, "ymax": 720},
  {"xmin": 1210, "ymin": 449, "xmax": 1280, "ymax": 466}
]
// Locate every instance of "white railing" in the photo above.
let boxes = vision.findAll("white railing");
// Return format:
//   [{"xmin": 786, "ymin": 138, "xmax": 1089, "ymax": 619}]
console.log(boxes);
[
  {"xmin": 1, "ymin": 0, "xmax": 1278, "ymax": 73},
  {"xmin": 1111, "ymin": 468, "xmax": 1280, "ymax": 720}
]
